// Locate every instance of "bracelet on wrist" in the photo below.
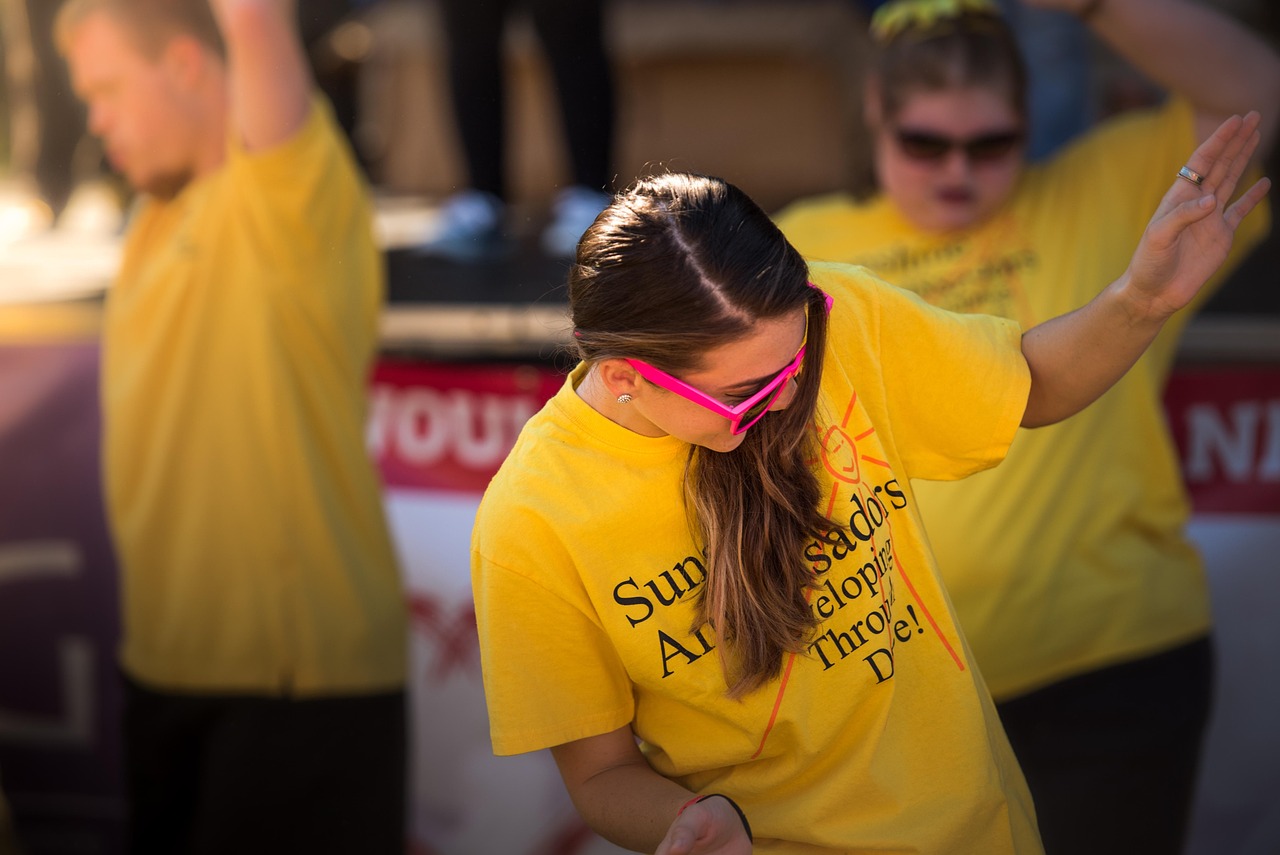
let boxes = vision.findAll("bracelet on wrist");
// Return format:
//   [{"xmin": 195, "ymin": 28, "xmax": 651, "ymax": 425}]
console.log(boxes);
[{"xmin": 676, "ymin": 793, "xmax": 753, "ymax": 842}]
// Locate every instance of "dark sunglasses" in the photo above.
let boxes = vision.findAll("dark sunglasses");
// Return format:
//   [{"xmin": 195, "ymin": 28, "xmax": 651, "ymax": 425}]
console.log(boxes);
[{"xmin": 893, "ymin": 128, "xmax": 1025, "ymax": 163}]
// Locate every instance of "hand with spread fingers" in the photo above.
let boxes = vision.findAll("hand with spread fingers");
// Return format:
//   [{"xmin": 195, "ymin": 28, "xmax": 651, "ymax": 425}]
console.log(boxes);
[
  {"xmin": 1124, "ymin": 111, "xmax": 1271, "ymax": 322},
  {"xmin": 1017, "ymin": 110, "xmax": 1270, "ymax": 429}
]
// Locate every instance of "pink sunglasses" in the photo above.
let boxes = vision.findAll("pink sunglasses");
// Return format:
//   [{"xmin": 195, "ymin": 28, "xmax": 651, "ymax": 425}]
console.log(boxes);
[{"xmin": 625, "ymin": 289, "xmax": 833, "ymax": 435}]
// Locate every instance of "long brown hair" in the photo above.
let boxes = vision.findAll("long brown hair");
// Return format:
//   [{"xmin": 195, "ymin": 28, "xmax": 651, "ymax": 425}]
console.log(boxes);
[{"xmin": 570, "ymin": 173, "xmax": 833, "ymax": 697}]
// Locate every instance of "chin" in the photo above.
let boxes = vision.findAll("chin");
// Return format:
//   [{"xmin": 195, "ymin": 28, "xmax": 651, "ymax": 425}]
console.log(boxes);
[
  {"xmin": 136, "ymin": 169, "xmax": 194, "ymax": 201},
  {"xmin": 702, "ymin": 432, "xmax": 747, "ymax": 454}
]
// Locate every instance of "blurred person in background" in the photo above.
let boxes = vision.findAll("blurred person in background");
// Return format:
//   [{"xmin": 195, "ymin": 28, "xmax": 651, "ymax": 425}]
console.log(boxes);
[
  {"xmin": 55, "ymin": 0, "xmax": 407, "ymax": 851},
  {"xmin": 855, "ymin": 0, "xmax": 1097, "ymax": 159},
  {"xmin": 419, "ymin": 0, "xmax": 616, "ymax": 261},
  {"xmin": 471, "ymin": 112, "xmax": 1266, "ymax": 852},
  {"xmin": 774, "ymin": 0, "xmax": 1280, "ymax": 851}
]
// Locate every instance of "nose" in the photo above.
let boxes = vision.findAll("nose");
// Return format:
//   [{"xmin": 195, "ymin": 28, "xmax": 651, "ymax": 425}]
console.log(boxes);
[{"xmin": 940, "ymin": 148, "xmax": 974, "ymax": 180}]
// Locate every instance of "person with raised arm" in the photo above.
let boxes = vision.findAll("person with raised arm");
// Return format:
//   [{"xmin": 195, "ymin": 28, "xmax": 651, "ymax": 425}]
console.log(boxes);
[
  {"xmin": 472, "ymin": 112, "xmax": 1267, "ymax": 853},
  {"xmin": 56, "ymin": 1, "xmax": 407, "ymax": 850},
  {"xmin": 774, "ymin": 0, "xmax": 1280, "ymax": 850}
]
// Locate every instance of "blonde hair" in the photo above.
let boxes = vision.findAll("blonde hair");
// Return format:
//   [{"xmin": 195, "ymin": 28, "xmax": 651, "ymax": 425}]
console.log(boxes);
[
  {"xmin": 871, "ymin": 0, "xmax": 1001, "ymax": 43},
  {"xmin": 869, "ymin": 0, "xmax": 1026, "ymax": 122},
  {"xmin": 55, "ymin": 0, "xmax": 223, "ymax": 58}
]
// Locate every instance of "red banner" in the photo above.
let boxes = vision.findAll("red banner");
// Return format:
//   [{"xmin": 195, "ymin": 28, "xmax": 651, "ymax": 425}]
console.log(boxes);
[
  {"xmin": 369, "ymin": 359, "xmax": 565, "ymax": 494},
  {"xmin": 1165, "ymin": 366, "xmax": 1280, "ymax": 514}
]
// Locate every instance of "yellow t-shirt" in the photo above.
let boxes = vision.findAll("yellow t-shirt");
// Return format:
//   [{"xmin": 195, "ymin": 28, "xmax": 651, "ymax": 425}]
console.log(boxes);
[
  {"xmin": 105, "ymin": 99, "xmax": 406, "ymax": 695},
  {"xmin": 775, "ymin": 99, "xmax": 1270, "ymax": 700},
  {"xmin": 473, "ymin": 265, "xmax": 1042, "ymax": 854}
]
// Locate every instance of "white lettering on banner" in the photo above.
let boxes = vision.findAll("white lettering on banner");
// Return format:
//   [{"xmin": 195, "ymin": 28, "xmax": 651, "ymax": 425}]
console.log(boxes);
[
  {"xmin": 0, "ymin": 541, "xmax": 94, "ymax": 747},
  {"xmin": 1263, "ymin": 402, "xmax": 1280, "ymax": 481},
  {"xmin": 367, "ymin": 384, "xmax": 541, "ymax": 473},
  {"xmin": 365, "ymin": 383, "xmax": 398, "ymax": 460},
  {"xmin": 1184, "ymin": 400, "xmax": 1280, "ymax": 484}
]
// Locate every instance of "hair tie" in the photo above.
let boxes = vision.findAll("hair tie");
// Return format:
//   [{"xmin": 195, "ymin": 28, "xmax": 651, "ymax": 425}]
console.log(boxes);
[
  {"xmin": 675, "ymin": 794, "xmax": 753, "ymax": 842},
  {"xmin": 871, "ymin": 0, "xmax": 1001, "ymax": 43}
]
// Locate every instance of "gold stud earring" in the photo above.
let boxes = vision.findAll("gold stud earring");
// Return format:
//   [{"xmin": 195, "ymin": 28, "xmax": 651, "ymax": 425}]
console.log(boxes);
[{"xmin": 617, "ymin": 394, "xmax": 633, "ymax": 404}]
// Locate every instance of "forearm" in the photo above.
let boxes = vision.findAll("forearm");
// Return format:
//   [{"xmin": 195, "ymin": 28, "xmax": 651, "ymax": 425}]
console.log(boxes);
[
  {"xmin": 554, "ymin": 750, "xmax": 693, "ymax": 852},
  {"xmin": 210, "ymin": 0, "xmax": 312, "ymax": 151},
  {"xmin": 1083, "ymin": 0, "xmax": 1280, "ymax": 150},
  {"xmin": 1020, "ymin": 274, "xmax": 1166, "ymax": 427}
]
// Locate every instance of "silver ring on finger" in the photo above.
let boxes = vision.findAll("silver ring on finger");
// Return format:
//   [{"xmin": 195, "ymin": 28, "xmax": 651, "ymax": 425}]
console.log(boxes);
[{"xmin": 1178, "ymin": 165, "xmax": 1206, "ymax": 186}]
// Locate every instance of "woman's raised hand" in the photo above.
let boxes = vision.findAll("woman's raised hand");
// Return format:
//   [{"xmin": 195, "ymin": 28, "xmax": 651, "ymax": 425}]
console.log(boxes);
[{"xmin": 1122, "ymin": 111, "xmax": 1270, "ymax": 322}]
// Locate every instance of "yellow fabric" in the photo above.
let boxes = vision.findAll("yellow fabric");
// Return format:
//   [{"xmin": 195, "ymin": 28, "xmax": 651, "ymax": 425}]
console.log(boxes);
[
  {"xmin": 473, "ymin": 265, "xmax": 1042, "ymax": 853},
  {"xmin": 105, "ymin": 99, "xmax": 405, "ymax": 695},
  {"xmin": 775, "ymin": 99, "xmax": 1270, "ymax": 699}
]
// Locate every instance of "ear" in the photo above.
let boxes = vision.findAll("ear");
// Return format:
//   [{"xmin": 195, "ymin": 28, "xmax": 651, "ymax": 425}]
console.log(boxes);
[
  {"xmin": 161, "ymin": 34, "xmax": 211, "ymax": 91},
  {"xmin": 595, "ymin": 358, "xmax": 643, "ymax": 399}
]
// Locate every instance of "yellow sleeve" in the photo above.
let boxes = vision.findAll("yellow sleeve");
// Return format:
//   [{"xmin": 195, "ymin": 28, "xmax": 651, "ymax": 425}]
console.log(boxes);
[
  {"xmin": 223, "ymin": 95, "xmax": 383, "ymax": 339},
  {"xmin": 225, "ymin": 94, "xmax": 375, "ymax": 268},
  {"xmin": 816, "ymin": 264, "xmax": 1030, "ymax": 482},
  {"xmin": 471, "ymin": 541, "xmax": 635, "ymax": 756}
]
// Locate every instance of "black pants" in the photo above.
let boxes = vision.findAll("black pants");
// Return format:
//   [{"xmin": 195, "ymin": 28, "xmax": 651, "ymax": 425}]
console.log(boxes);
[
  {"xmin": 997, "ymin": 637, "xmax": 1214, "ymax": 855},
  {"xmin": 122, "ymin": 675, "xmax": 406, "ymax": 855},
  {"xmin": 438, "ymin": 0, "xmax": 615, "ymax": 197}
]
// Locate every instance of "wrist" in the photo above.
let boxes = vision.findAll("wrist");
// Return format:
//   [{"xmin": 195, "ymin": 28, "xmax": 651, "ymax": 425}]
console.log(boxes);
[
  {"xmin": 677, "ymin": 793, "xmax": 754, "ymax": 842},
  {"xmin": 1110, "ymin": 272, "xmax": 1175, "ymax": 331}
]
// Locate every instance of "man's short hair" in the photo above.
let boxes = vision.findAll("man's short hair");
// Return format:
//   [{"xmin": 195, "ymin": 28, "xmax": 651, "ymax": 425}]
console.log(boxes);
[{"xmin": 55, "ymin": 0, "xmax": 224, "ymax": 59}]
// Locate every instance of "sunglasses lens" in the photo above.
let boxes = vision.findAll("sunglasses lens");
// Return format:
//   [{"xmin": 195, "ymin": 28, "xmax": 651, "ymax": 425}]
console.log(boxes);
[
  {"xmin": 895, "ymin": 132, "xmax": 951, "ymax": 161},
  {"xmin": 733, "ymin": 376, "xmax": 792, "ymax": 435},
  {"xmin": 895, "ymin": 129, "xmax": 1024, "ymax": 163},
  {"xmin": 966, "ymin": 132, "xmax": 1023, "ymax": 162}
]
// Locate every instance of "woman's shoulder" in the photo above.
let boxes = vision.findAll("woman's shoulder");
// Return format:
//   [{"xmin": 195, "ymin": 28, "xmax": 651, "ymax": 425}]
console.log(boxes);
[
  {"xmin": 1030, "ymin": 98, "xmax": 1195, "ymax": 189},
  {"xmin": 1010, "ymin": 98, "xmax": 1197, "ymax": 242},
  {"xmin": 808, "ymin": 260, "xmax": 899, "ymax": 301}
]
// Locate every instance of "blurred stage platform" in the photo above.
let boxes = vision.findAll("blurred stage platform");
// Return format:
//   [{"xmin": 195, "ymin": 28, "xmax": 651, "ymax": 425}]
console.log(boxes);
[
  {"xmin": 3, "ymin": 193, "xmax": 1278, "ymax": 364},
  {"xmin": 374, "ymin": 197, "xmax": 576, "ymax": 359}
]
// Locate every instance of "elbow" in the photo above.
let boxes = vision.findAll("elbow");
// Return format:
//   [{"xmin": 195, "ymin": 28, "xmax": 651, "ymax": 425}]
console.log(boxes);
[{"xmin": 1019, "ymin": 398, "xmax": 1054, "ymax": 429}]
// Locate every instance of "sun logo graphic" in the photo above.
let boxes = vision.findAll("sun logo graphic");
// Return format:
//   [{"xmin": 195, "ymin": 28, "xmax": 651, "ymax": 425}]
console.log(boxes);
[
  {"xmin": 811, "ymin": 392, "xmax": 967, "ymax": 675},
  {"xmin": 818, "ymin": 394, "xmax": 893, "ymax": 488}
]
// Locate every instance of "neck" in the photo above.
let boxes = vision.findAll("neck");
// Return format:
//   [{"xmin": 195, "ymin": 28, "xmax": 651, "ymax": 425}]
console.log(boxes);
[
  {"xmin": 576, "ymin": 365, "xmax": 665, "ymax": 437},
  {"xmin": 190, "ymin": 74, "xmax": 231, "ymax": 179},
  {"xmin": 575, "ymin": 365, "xmax": 615, "ymax": 415}
]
